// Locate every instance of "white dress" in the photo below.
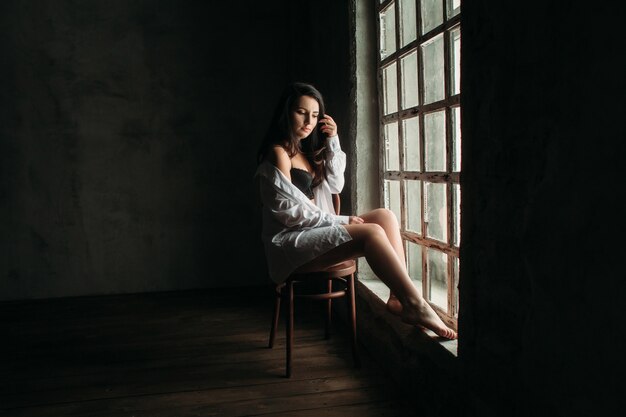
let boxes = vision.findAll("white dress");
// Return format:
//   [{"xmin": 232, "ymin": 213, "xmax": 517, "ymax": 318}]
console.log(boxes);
[{"xmin": 255, "ymin": 135, "xmax": 353, "ymax": 283}]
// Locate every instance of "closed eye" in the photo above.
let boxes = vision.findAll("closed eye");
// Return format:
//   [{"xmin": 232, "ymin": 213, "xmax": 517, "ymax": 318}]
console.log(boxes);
[{"xmin": 295, "ymin": 108, "xmax": 319, "ymax": 118}]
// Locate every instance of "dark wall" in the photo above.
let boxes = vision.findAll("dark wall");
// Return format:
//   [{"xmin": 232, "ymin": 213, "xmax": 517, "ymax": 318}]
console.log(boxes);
[
  {"xmin": 460, "ymin": 2, "xmax": 624, "ymax": 416},
  {"xmin": 0, "ymin": 0, "xmax": 352, "ymax": 300},
  {"xmin": 286, "ymin": 2, "xmax": 354, "ymax": 212}
]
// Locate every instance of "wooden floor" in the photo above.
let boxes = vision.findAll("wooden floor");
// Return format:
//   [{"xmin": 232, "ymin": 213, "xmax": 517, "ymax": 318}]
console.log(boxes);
[{"xmin": 0, "ymin": 287, "xmax": 415, "ymax": 416}]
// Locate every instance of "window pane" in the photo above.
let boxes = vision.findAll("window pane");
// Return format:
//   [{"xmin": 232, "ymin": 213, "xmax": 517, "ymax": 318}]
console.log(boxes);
[
  {"xmin": 383, "ymin": 63, "xmax": 398, "ymax": 115},
  {"xmin": 453, "ymin": 183, "xmax": 460, "ymax": 247},
  {"xmin": 399, "ymin": 0, "xmax": 417, "ymax": 47},
  {"xmin": 452, "ymin": 106, "xmax": 461, "ymax": 172},
  {"xmin": 450, "ymin": 27, "xmax": 461, "ymax": 96},
  {"xmin": 384, "ymin": 122, "xmax": 400, "ymax": 171},
  {"xmin": 405, "ymin": 179, "xmax": 421, "ymax": 234},
  {"xmin": 425, "ymin": 181, "xmax": 447, "ymax": 242},
  {"xmin": 402, "ymin": 116, "xmax": 420, "ymax": 171},
  {"xmin": 424, "ymin": 110, "xmax": 446, "ymax": 171},
  {"xmin": 384, "ymin": 180, "xmax": 402, "ymax": 225},
  {"xmin": 427, "ymin": 248, "xmax": 447, "ymax": 309},
  {"xmin": 421, "ymin": 33, "xmax": 445, "ymax": 104},
  {"xmin": 421, "ymin": 0, "xmax": 443, "ymax": 34},
  {"xmin": 447, "ymin": 0, "xmax": 461, "ymax": 19},
  {"xmin": 400, "ymin": 51, "xmax": 419, "ymax": 109},
  {"xmin": 380, "ymin": 3, "xmax": 397, "ymax": 60},
  {"xmin": 406, "ymin": 240, "xmax": 423, "ymax": 291}
]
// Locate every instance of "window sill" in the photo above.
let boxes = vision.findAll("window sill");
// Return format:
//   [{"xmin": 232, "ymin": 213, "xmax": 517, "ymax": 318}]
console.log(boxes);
[
  {"xmin": 331, "ymin": 266, "xmax": 460, "ymax": 413},
  {"xmin": 359, "ymin": 277, "xmax": 458, "ymax": 357},
  {"xmin": 353, "ymin": 277, "xmax": 461, "ymax": 417}
]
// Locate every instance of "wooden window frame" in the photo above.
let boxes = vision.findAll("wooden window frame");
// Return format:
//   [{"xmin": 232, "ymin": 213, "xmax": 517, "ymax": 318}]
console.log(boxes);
[{"xmin": 376, "ymin": 0, "xmax": 461, "ymax": 329}]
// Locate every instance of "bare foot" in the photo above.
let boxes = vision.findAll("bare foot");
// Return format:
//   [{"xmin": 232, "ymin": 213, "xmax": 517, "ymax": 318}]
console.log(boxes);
[
  {"xmin": 401, "ymin": 299, "xmax": 457, "ymax": 340},
  {"xmin": 386, "ymin": 294, "xmax": 403, "ymax": 316}
]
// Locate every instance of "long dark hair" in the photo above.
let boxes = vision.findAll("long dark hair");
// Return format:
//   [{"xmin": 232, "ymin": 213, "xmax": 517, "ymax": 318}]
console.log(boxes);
[{"xmin": 257, "ymin": 82, "xmax": 328, "ymax": 187}]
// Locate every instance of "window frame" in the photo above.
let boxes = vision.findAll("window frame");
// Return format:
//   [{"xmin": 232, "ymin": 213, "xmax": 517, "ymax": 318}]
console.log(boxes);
[{"xmin": 376, "ymin": 0, "xmax": 461, "ymax": 329}]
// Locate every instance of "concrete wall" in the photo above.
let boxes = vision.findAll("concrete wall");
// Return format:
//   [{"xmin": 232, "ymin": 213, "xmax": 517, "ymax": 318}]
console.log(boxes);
[
  {"xmin": 351, "ymin": 0, "xmax": 380, "ymax": 281},
  {"xmin": 460, "ymin": 2, "xmax": 623, "ymax": 416},
  {"xmin": 0, "ymin": 0, "xmax": 352, "ymax": 300}
]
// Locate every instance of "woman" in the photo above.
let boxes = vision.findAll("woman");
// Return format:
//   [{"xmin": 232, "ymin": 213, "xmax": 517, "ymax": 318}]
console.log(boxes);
[{"xmin": 255, "ymin": 82, "xmax": 456, "ymax": 340}]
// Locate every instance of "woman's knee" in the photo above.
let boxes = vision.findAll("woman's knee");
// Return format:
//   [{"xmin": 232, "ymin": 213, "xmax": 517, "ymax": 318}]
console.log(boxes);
[
  {"xmin": 369, "ymin": 208, "xmax": 399, "ymax": 227},
  {"xmin": 362, "ymin": 222, "xmax": 387, "ymax": 239}
]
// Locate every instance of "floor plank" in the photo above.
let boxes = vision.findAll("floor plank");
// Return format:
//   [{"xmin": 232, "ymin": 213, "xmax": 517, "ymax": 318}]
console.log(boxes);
[{"xmin": 1, "ymin": 288, "xmax": 413, "ymax": 416}]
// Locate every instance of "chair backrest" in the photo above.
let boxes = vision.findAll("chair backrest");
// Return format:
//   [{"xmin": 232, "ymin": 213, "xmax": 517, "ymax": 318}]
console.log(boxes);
[{"xmin": 332, "ymin": 193, "xmax": 340, "ymax": 216}]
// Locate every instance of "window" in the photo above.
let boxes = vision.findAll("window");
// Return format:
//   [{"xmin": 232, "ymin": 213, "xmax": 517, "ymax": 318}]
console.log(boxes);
[{"xmin": 377, "ymin": 0, "xmax": 461, "ymax": 329}]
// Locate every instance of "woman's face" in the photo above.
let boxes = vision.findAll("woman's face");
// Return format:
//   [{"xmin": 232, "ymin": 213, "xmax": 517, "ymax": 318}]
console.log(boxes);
[{"xmin": 290, "ymin": 95, "xmax": 319, "ymax": 140}]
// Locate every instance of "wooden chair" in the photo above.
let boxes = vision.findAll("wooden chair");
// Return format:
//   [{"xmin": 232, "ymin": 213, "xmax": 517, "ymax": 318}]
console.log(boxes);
[{"xmin": 268, "ymin": 194, "xmax": 360, "ymax": 378}]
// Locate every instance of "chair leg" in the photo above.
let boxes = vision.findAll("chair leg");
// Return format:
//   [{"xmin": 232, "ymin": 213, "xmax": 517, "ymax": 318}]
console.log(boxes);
[
  {"xmin": 268, "ymin": 287, "xmax": 281, "ymax": 348},
  {"xmin": 347, "ymin": 274, "xmax": 360, "ymax": 368},
  {"xmin": 286, "ymin": 280, "xmax": 294, "ymax": 378},
  {"xmin": 325, "ymin": 279, "xmax": 332, "ymax": 339}
]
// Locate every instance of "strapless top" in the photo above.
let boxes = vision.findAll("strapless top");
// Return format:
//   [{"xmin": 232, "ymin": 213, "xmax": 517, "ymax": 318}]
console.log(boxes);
[{"xmin": 290, "ymin": 168, "xmax": 314, "ymax": 199}]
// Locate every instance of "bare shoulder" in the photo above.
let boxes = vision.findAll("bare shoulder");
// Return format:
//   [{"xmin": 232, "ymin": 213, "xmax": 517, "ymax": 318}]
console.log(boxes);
[
  {"xmin": 268, "ymin": 145, "xmax": 289, "ymax": 161},
  {"xmin": 268, "ymin": 145, "xmax": 291, "ymax": 178}
]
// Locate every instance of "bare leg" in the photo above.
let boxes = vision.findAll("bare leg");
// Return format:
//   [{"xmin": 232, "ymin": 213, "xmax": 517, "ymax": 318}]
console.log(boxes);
[
  {"xmin": 296, "ymin": 223, "xmax": 456, "ymax": 340},
  {"xmin": 359, "ymin": 209, "xmax": 404, "ymax": 316}
]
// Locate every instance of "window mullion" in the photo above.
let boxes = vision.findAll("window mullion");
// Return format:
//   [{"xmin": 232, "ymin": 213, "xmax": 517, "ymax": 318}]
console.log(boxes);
[
  {"xmin": 393, "ymin": 0, "xmax": 407, "ymax": 233},
  {"xmin": 417, "ymin": 0, "xmax": 429, "ymax": 304},
  {"xmin": 443, "ymin": 7, "xmax": 454, "ymax": 317}
]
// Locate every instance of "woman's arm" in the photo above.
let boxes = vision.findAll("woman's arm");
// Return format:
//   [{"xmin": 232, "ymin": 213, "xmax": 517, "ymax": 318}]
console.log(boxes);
[
  {"xmin": 258, "ymin": 173, "xmax": 345, "ymax": 229},
  {"xmin": 324, "ymin": 135, "xmax": 346, "ymax": 193},
  {"xmin": 319, "ymin": 114, "xmax": 346, "ymax": 194}
]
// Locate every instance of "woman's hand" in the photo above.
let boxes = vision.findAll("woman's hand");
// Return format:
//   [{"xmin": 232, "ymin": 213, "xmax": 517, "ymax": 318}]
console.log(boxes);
[
  {"xmin": 319, "ymin": 114, "xmax": 338, "ymax": 137},
  {"xmin": 349, "ymin": 216, "xmax": 364, "ymax": 224}
]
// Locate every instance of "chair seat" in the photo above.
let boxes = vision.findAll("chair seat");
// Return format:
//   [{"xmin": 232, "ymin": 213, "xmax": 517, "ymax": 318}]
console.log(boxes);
[
  {"xmin": 292, "ymin": 259, "xmax": 357, "ymax": 278},
  {"xmin": 323, "ymin": 259, "xmax": 357, "ymax": 272}
]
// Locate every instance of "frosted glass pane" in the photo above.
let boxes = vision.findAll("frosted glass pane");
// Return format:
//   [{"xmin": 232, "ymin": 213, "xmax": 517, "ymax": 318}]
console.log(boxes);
[
  {"xmin": 425, "ymin": 181, "xmax": 447, "ymax": 242},
  {"xmin": 383, "ymin": 63, "xmax": 398, "ymax": 115},
  {"xmin": 421, "ymin": 0, "xmax": 443, "ymax": 34},
  {"xmin": 384, "ymin": 122, "xmax": 400, "ymax": 171},
  {"xmin": 402, "ymin": 116, "xmax": 420, "ymax": 171},
  {"xmin": 399, "ymin": 0, "xmax": 417, "ymax": 47},
  {"xmin": 427, "ymin": 248, "xmax": 448, "ymax": 309},
  {"xmin": 424, "ymin": 110, "xmax": 446, "ymax": 171},
  {"xmin": 452, "ymin": 106, "xmax": 461, "ymax": 172},
  {"xmin": 447, "ymin": 0, "xmax": 461, "ymax": 19},
  {"xmin": 453, "ymin": 183, "xmax": 460, "ymax": 247},
  {"xmin": 422, "ymin": 33, "xmax": 445, "ymax": 104},
  {"xmin": 450, "ymin": 27, "xmax": 461, "ymax": 95},
  {"xmin": 400, "ymin": 51, "xmax": 419, "ymax": 109},
  {"xmin": 406, "ymin": 241, "xmax": 423, "ymax": 290},
  {"xmin": 384, "ymin": 180, "xmax": 402, "ymax": 225},
  {"xmin": 405, "ymin": 179, "xmax": 422, "ymax": 234},
  {"xmin": 380, "ymin": 4, "xmax": 397, "ymax": 60}
]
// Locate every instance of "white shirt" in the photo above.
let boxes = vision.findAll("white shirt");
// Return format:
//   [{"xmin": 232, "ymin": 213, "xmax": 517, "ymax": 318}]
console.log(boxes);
[{"xmin": 255, "ymin": 135, "xmax": 353, "ymax": 283}]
